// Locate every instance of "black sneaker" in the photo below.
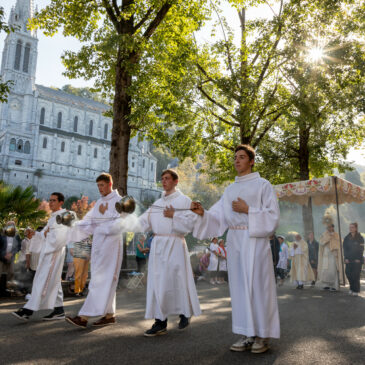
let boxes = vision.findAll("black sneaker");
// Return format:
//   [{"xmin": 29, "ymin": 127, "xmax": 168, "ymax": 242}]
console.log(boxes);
[
  {"xmin": 12, "ymin": 308, "xmax": 30, "ymax": 322},
  {"xmin": 43, "ymin": 310, "xmax": 65, "ymax": 321},
  {"xmin": 144, "ymin": 319, "xmax": 167, "ymax": 337},
  {"xmin": 178, "ymin": 315, "xmax": 190, "ymax": 330}
]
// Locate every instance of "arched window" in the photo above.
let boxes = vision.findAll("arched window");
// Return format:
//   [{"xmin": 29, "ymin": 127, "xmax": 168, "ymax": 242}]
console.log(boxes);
[
  {"xmin": 40, "ymin": 107, "xmax": 45, "ymax": 125},
  {"xmin": 57, "ymin": 112, "xmax": 62, "ymax": 128},
  {"xmin": 73, "ymin": 116, "xmax": 78, "ymax": 132},
  {"xmin": 143, "ymin": 159, "xmax": 145, "ymax": 168},
  {"xmin": 89, "ymin": 120, "xmax": 93, "ymax": 136},
  {"xmin": 42, "ymin": 137, "xmax": 47, "ymax": 149},
  {"xmin": 17, "ymin": 139, "xmax": 23, "ymax": 152},
  {"xmin": 94, "ymin": 148, "xmax": 98, "ymax": 158},
  {"xmin": 14, "ymin": 40, "xmax": 22, "ymax": 70},
  {"xmin": 151, "ymin": 162, "xmax": 154, "ymax": 172},
  {"xmin": 9, "ymin": 138, "xmax": 16, "ymax": 151},
  {"xmin": 24, "ymin": 141, "xmax": 30, "ymax": 154},
  {"xmin": 78, "ymin": 145, "xmax": 82, "ymax": 155},
  {"xmin": 23, "ymin": 43, "xmax": 31, "ymax": 73},
  {"xmin": 104, "ymin": 124, "xmax": 108, "ymax": 139},
  {"xmin": 61, "ymin": 141, "xmax": 65, "ymax": 152}
]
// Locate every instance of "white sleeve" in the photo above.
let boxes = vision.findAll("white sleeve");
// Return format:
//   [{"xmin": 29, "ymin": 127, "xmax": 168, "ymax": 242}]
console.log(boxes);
[
  {"xmin": 248, "ymin": 181, "xmax": 280, "ymax": 238},
  {"xmin": 192, "ymin": 197, "xmax": 228, "ymax": 240}
]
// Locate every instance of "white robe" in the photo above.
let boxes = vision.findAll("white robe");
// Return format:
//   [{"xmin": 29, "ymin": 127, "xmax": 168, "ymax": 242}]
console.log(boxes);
[
  {"xmin": 218, "ymin": 246, "xmax": 228, "ymax": 272},
  {"xmin": 69, "ymin": 190, "xmax": 124, "ymax": 317},
  {"xmin": 207, "ymin": 242, "xmax": 219, "ymax": 271},
  {"xmin": 193, "ymin": 172, "xmax": 280, "ymax": 339},
  {"xmin": 25, "ymin": 209, "xmax": 69, "ymax": 311},
  {"xmin": 139, "ymin": 190, "xmax": 201, "ymax": 320},
  {"xmin": 277, "ymin": 243, "xmax": 289, "ymax": 270}
]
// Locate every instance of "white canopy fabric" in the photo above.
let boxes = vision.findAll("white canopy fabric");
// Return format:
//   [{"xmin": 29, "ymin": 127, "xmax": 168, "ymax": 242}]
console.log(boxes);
[{"xmin": 274, "ymin": 176, "xmax": 365, "ymax": 206}]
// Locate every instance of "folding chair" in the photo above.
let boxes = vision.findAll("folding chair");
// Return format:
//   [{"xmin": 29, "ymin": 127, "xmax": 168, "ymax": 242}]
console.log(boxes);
[{"xmin": 126, "ymin": 272, "xmax": 144, "ymax": 289}]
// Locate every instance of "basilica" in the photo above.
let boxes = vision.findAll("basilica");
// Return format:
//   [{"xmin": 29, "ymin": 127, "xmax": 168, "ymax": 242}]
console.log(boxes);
[{"xmin": 0, "ymin": 0, "xmax": 160, "ymax": 202}]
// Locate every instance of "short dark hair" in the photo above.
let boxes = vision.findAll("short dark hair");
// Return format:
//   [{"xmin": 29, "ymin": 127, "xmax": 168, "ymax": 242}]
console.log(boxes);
[
  {"xmin": 51, "ymin": 192, "xmax": 65, "ymax": 202},
  {"xmin": 234, "ymin": 144, "xmax": 255, "ymax": 161},
  {"xmin": 161, "ymin": 169, "xmax": 179, "ymax": 181},
  {"xmin": 96, "ymin": 173, "xmax": 113, "ymax": 184},
  {"xmin": 350, "ymin": 222, "xmax": 358, "ymax": 230}
]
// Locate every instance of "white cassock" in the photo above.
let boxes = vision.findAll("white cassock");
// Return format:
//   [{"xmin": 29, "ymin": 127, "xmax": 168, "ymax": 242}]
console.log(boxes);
[
  {"xmin": 139, "ymin": 189, "xmax": 201, "ymax": 320},
  {"xmin": 193, "ymin": 172, "xmax": 280, "ymax": 339},
  {"xmin": 69, "ymin": 190, "xmax": 123, "ymax": 317},
  {"xmin": 25, "ymin": 209, "xmax": 69, "ymax": 311}
]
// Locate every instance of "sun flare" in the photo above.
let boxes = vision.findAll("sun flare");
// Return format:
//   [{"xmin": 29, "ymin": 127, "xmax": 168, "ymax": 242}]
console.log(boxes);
[{"xmin": 308, "ymin": 47, "xmax": 324, "ymax": 62}]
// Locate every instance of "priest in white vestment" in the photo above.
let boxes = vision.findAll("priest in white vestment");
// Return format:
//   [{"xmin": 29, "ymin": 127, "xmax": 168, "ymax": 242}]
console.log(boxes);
[
  {"xmin": 12, "ymin": 193, "xmax": 70, "ymax": 321},
  {"xmin": 289, "ymin": 233, "xmax": 314, "ymax": 289},
  {"xmin": 191, "ymin": 145, "xmax": 280, "ymax": 354},
  {"xmin": 66, "ymin": 173, "xmax": 126, "ymax": 328},
  {"xmin": 318, "ymin": 224, "xmax": 344, "ymax": 291},
  {"xmin": 139, "ymin": 169, "xmax": 201, "ymax": 337}
]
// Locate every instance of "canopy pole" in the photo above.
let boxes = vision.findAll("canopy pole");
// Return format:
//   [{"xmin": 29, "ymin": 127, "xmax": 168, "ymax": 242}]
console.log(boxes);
[{"xmin": 334, "ymin": 176, "xmax": 345, "ymax": 285}]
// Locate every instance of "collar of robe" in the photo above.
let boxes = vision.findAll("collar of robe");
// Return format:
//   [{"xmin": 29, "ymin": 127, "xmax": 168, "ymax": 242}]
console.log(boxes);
[
  {"xmin": 51, "ymin": 208, "xmax": 67, "ymax": 217},
  {"xmin": 162, "ymin": 189, "xmax": 181, "ymax": 201},
  {"xmin": 235, "ymin": 171, "xmax": 260, "ymax": 183},
  {"xmin": 101, "ymin": 189, "xmax": 118, "ymax": 202}
]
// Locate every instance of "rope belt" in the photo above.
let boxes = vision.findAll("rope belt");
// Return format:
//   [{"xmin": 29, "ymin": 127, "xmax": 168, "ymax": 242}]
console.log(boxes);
[
  {"xmin": 229, "ymin": 225, "xmax": 248, "ymax": 230},
  {"xmin": 154, "ymin": 233, "xmax": 184, "ymax": 239}
]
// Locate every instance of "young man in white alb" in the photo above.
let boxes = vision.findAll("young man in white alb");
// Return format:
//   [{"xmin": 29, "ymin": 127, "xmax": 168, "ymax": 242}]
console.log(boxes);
[
  {"xmin": 139, "ymin": 169, "xmax": 201, "ymax": 336},
  {"xmin": 191, "ymin": 144, "xmax": 280, "ymax": 353},
  {"xmin": 65, "ymin": 173, "xmax": 125, "ymax": 328},
  {"xmin": 12, "ymin": 193, "xmax": 69, "ymax": 321}
]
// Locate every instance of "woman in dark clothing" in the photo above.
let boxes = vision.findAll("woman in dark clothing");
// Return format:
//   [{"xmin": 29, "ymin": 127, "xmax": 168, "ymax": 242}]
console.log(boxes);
[{"xmin": 343, "ymin": 223, "xmax": 364, "ymax": 296}]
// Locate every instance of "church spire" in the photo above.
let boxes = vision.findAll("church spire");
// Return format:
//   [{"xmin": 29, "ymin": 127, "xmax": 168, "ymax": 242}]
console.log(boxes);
[{"xmin": 8, "ymin": 0, "xmax": 35, "ymax": 36}]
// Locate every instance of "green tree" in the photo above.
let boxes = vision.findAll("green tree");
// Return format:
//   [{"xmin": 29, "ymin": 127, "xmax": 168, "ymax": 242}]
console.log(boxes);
[
  {"xmin": 61, "ymin": 84, "xmax": 105, "ymax": 103},
  {"xmin": 0, "ymin": 182, "xmax": 47, "ymax": 231},
  {"xmin": 31, "ymin": 0, "xmax": 208, "ymax": 195}
]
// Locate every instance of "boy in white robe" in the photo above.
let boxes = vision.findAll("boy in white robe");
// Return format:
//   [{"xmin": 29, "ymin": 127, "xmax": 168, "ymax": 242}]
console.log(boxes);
[
  {"xmin": 12, "ymin": 193, "xmax": 70, "ymax": 321},
  {"xmin": 65, "ymin": 173, "xmax": 125, "ymax": 328},
  {"xmin": 276, "ymin": 235, "xmax": 289, "ymax": 286},
  {"xmin": 191, "ymin": 144, "xmax": 280, "ymax": 354},
  {"xmin": 139, "ymin": 169, "xmax": 201, "ymax": 336}
]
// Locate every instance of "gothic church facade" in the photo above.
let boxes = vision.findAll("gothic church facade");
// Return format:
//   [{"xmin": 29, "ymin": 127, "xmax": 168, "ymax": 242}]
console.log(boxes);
[{"xmin": 0, "ymin": 0, "xmax": 160, "ymax": 202}]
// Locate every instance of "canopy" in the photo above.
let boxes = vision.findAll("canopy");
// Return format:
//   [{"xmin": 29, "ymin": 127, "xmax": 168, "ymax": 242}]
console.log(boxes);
[{"xmin": 274, "ymin": 176, "xmax": 365, "ymax": 206}]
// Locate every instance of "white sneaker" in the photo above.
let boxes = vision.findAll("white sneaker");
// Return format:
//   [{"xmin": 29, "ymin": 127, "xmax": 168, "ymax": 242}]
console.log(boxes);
[
  {"xmin": 230, "ymin": 336, "xmax": 254, "ymax": 352},
  {"xmin": 251, "ymin": 337, "xmax": 270, "ymax": 353},
  {"xmin": 352, "ymin": 292, "xmax": 358, "ymax": 297},
  {"xmin": 348, "ymin": 290, "xmax": 353, "ymax": 295},
  {"xmin": 209, "ymin": 280, "xmax": 216, "ymax": 285},
  {"xmin": 25, "ymin": 294, "xmax": 31, "ymax": 301}
]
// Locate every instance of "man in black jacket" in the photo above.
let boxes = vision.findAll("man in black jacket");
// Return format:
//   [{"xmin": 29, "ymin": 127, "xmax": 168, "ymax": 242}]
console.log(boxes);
[
  {"xmin": 0, "ymin": 221, "xmax": 22, "ymax": 297},
  {"xmin": 343, "ymin": 222, "xmax": 364, "ymax": 297},
  {"xmin": 269, "ymin": 234, "xmax": 280, "ymax": 279},
  {"xmin": 307, "ymin": 232, "xmax": 319, "ymax": 286}
]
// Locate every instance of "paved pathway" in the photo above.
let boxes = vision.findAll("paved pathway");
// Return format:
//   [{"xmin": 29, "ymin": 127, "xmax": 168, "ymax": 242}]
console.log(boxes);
[{"xmin": 1, "ymin": 280, "xmax": 364, "ymax": 364}]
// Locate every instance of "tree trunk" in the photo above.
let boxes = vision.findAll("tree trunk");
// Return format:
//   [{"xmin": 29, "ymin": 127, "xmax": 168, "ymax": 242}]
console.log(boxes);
[
  {"xmin": 109, "ymin": 49, "xmax": 132, "ymax": 196},
  {"xmin": 298, "ymin": 123, "xmax": 313, "ymax": 237}
]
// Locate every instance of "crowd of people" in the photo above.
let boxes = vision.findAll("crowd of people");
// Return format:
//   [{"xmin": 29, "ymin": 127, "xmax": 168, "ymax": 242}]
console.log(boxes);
[
  {"xmin": 269, "ymin": 224, "xmax": 364, "ymax": 296},
  {"xmin": 0, "ymin": 143, "xmax": 364, "ymax": 356}
]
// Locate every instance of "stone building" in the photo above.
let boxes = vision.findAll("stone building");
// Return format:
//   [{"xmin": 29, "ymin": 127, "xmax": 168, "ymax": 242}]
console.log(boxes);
[{"xmin": 0, "ymin": 0, "xmax": 160, "ymax": 202}]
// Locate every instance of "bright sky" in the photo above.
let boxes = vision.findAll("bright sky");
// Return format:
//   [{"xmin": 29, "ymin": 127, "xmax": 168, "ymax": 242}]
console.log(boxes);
[{"xmin": 0, "ymin": 0, "xmax": 364, "ymax": 166}]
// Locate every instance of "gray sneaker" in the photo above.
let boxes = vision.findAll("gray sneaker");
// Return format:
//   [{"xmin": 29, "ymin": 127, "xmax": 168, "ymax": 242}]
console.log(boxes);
[{"xmin": 230, "ymin": 336, "xmax": 254, "ymax": 352}]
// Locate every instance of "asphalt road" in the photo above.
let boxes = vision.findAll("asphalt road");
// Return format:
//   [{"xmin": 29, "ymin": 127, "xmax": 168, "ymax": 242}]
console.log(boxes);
[{"xmin": 1, "ymin": 279, "xmax": 364, "ymax": 365}]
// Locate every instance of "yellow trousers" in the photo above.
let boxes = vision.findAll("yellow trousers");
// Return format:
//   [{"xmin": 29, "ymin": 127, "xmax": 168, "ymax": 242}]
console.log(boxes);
[{"xmin": 73, "ymin": 258, "xmax": 89, "ymax": 294}]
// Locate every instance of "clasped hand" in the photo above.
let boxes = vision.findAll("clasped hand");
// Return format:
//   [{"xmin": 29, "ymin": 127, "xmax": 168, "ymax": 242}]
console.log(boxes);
[
  {"xmin": 163, "ymin": 205, "xmax": 175, "ymax": 218},
  {"xmin": 232, "ymin": 197, "xmax": 249, "ymax": 214}
]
